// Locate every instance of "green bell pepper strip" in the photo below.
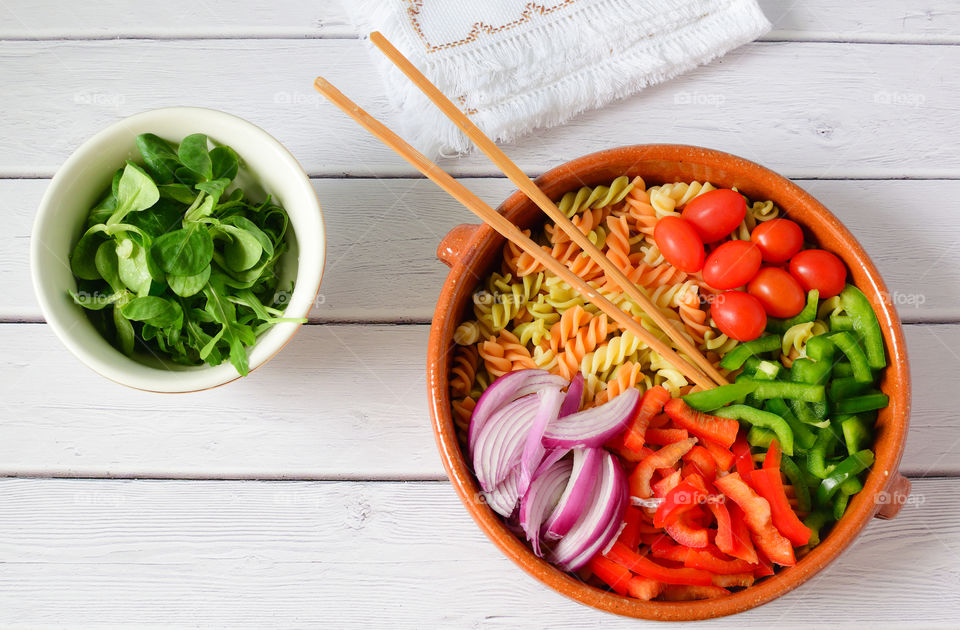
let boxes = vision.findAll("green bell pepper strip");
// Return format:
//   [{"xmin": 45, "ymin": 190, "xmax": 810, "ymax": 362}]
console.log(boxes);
[
  {"xmin": 789, "ymin": 397, "xmax": 830, "ymax": 427},
  {"xmin": 841, "ymin": 416, "xmax": 872, "ymax": 454},
  {"xmin": 767, "ymin": 290, "xmax": 819, "ymax": 334},
  {"xmin": 805, "ymin": 334, "xmax": 835, "ymax": 363},
  {"xmin": 839, "ymin": 284, "xmax": 886, "ymax": 370},
  {"xmin": 740, "ymin": 379, "xmax": 826, "ymax": 403},
  {"xmin": 747, "ymin": 426, "xmax": 776, "ymax": 450},
  {"xmin": 712, "ymin": 405, "xmax": 795, "ymax": 456},
  {"xmin": 833, "ymin": 476, "xmax": 864, "ymax": 521},
  {"xmin": 832, "ymin": 362, "xmax": 853, "ymax": 378},
  {"xmin": 829, "ymin": 376, "xmax": 872, "ymax": 401},
  {"xmin": 683, "ymin": 381, "xmax": 757, "ymax": 412},
  {"xmin": 808, "ymin": 422, "xmax": 841, "ymax": 479},
  {"xmin": 803, "ymin": 510, "xmax": 832, "ymax": 546},
  {"xmin": 829, "ymin": 313, "xmax": 855, "ymax": 332},
  {"xmin": 816, "ymin": 449, "xmax": 874, "ymax": 506},
  {"xmin": 765, "ymin": 398, "xmax": 816, "ymax": 450},
  {"xmin": 719, "ymin": 335, "xmax": 782, "ymax": 370},
  {"xmin": 835, "ymin": 393, "xmax": 889, "ymax": 415},
  {"xmin": 745, "ymin": 360, "xmax": 780, "ymax": 408},
  {"xmin": 780, "ymin": 453, "xmax": 812, "ymax": 513},
  {"xmin": 754, "ymin": 360, "xmax": 781, "ymax": 380},
  {"xmin": 827, "ymin": 331, "xmax": 873, "ymax": 383}
]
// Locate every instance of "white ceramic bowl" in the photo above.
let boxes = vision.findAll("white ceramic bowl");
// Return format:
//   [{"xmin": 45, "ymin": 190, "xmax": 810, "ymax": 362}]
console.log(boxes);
[{"xmin": 31, "ymin": 107, "xmax": 326, "ymax": 392}]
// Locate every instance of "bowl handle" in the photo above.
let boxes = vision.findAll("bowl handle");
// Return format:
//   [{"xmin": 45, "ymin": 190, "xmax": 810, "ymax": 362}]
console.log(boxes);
[
  {"xmin": 874, "ymin": 473, "xmax": 911, "ymax": 520},
  {"xmin": 437, "ymin": 224, "xmax": 480, "ymax": 268}
]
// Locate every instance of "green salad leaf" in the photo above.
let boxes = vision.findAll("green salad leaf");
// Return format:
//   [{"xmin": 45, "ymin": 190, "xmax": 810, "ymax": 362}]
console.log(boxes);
[{"xmin": 66, "ymin": 132, "xmax": 303, "ymax": 376}]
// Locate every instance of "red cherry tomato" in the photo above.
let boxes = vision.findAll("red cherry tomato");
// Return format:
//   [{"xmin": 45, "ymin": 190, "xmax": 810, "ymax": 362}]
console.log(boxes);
[
  {"xmin": 711, "ymin": 291, "xmax": 767, "ymax": 342},
  {"xmin": 789, "ymin": 249, "xmax": 847, "ymax": 299},
  {"xmin": 747, "ymin": 267, "xmax": 806, "ymax": 318},
  {"xmin": 750, "ymin": 219, "xmax": 804, "ymax": 263},
  {"xmin": 702, "ymin": 241, "xmax": 762, "ymax": 291},
  {"xmin": 654, "ymin": 216, "xmax": 704, "ymax": 272},
  {"xmin": 681, "ymin": 189, "xmax": 747, "ymax": 242}
]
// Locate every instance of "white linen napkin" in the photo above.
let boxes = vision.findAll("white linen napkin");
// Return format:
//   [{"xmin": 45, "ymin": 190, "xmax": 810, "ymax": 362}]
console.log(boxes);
[{"xmin": 338, "ymin": 0, "xmax": 770, "ymax": 156}]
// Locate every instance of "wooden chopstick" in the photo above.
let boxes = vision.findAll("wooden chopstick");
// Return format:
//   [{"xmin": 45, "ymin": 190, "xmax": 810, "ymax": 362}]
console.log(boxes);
[
  {"xmin": 367, "ymin": 31, "xmax": 727, "ymax": 388},
  {"xmin": 313, "ymin": 77, "xmax": 716, "ymax": 390}
]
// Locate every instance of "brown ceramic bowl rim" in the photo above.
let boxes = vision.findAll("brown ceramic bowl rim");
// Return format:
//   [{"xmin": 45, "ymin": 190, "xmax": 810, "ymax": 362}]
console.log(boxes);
[{"xmin": 427, "ymin": 144, "xmax": 911, "ymax": 620}]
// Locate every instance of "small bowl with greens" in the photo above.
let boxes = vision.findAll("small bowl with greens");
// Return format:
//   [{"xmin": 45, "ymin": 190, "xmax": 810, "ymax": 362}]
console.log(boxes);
[{"xmin": 31, "ymin": 107, "xmax": 325, "ymax": 392}]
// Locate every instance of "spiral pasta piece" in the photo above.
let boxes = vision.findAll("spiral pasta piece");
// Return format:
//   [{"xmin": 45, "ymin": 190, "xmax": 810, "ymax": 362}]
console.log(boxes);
[
  {"xmin": 556, "ymin": 175, "xmax": 634, "ymax": 218},
  {"xmin": 449, "ymin": 344, "xmax": 479, "ymax": 398},
  {"xmin": 453, "ymin": 320, "xmax": 481, "ymax": 346},
  {"xmin": 593, "ymin": 360, "xmax": 647, "ymax": 405},
  {"xmin": 646, "ymin": 181, "xmax": 716, "ymax": 217},
  {"xmin": 451, "ymin": 397, "xmax": 476, "ymax": 446},
  {"xmin": 479, "ymin": 330, "xmax": 538, "ymax": 378},
  {"xmin": 781, "ymin": 321, "xmax": 829, "ymax": 366}
]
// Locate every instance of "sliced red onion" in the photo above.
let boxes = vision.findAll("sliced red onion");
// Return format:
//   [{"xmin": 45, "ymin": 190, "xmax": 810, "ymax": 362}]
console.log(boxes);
[
  {"xmin": 542, "ymin": 447, "xmax": 602, "ymax": 541},
  {"xmin": 559, "ymin": 372, "xmax": 584, "ymax": 418},
  {"xmin": 541, "ymin": 388, "xmax": 640, "ymax": 449},
  {"xmin": 468, "ymin": 369, "xmax": 569, "ymax": 456},
  {"xmin": 549, "ymin": 449, "xmax": 628, "ymax": 572},
  {"xmin": 518, "ymin": 387, "xmax": 564, "ymax": 494},
  {"xmin": 484, "ymin": 468, "xmax": 523, "ymax": 518},
  {"xmin": 518, "ymin": 456, "xmax": 573, "ymax": 557},
  {"xmin": 532, "ymin": 447, "xmax": 570, "ymax": 480},
  {"xmin": 472, "ymin": 394, "xmax": 541, "ymax": 492},
  {"xmin": 565, "ymin": 483, "xmax": 627, "ymax": 571}
]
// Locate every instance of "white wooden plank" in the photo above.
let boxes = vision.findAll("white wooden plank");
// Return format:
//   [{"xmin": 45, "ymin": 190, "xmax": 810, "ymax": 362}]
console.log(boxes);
[
  {"xmin": 0, "ymin": 322, "xmax": 955, "ymax": 479},
  {"xmin": 2, "ymin": 1, "xmax": 959, "ymax": 43},
  {"xmin": 7, "ymin": 178, "xmax": 960, "ymax": 323},
  {"xmin": 0, "ymin": 0, "xmax": 355, "ymax": 39},
  {"xmin": 0, "ymin": 40, "xmax": 956, "ymax": 179},
  {"xmin": 0, "ymin": 477, "xmax": 954, "ymax": 629}
]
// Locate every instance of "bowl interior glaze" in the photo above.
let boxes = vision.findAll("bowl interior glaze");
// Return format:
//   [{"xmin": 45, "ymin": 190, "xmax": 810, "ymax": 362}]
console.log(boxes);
[{"xmin": 427, "ymin": 145, "xmax": 910, "ymax": 620}]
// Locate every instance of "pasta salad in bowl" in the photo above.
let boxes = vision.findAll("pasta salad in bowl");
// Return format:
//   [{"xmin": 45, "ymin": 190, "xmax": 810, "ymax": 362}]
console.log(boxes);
[{"xmin": 426, "ymin": 145, "xmax": 910, "ymax": 620}]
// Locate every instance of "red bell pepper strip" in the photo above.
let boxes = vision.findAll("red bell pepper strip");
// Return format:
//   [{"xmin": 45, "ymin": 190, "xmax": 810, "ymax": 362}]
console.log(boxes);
[
  {"xmin": 649, "ymin": 412, "xmax": 671, "ymax": 429},
  {"xmin": 763, "ymin": 439, "xmax": 782, "ymax": 471},
  {"xmin": 659, "ymin": 585, "xmax": 731, "ymax": 601},
  {"xmin": 623, "ymin": 386, "xmax": 671, "ymax": 451},
  {"xmin": 682, "ymin": 446, "xmax": 717, "ymax": 480},
  {"xmin": 605, "ymin": 542, "xmax": 713, "ymax": 586},
  {"xmin": 626, "ymin": 576, "xmax": 662, "ymax": 601},
  {"xmin": 665, "ymin": 506, "xmax": 710, "ymax": 548},
  {"xmin": 749, "ymin": 467, "xmax": 812, "ymax": 546},
  {"xmin": 653, "ymin": 469, "xmax": 682, "ymax": 498},
  {"xmin": 654, "ymin": 474, "xmax": 707, "ymax": 528},
  {"xmin": 711, "ymin": 572, "xmax": 756, "ymax": 588},
  {"xmin": 588, "ymin": 554, "xmax": 633, "ymax": 596},
  {"xmin": 605, "ymin": 431, "xmax": 652, "ymax": 462},
  {"xmin": 629, "ymin": 438, "xmax": 697, "ymax": 499},
  {"xmin": 684, "ymin": 545, "xmax": 758, "ymax": 575},
  {"xmin": 703, "ymin": 440, "xmax": 735, "ymax": 472},
  {"xmin": 731, "ymin": 433, "xmax": 755, "ymax": 479},
  {"xmin": 709, "ymin": 500, "xmax": 736, "ymax": 559},
  {"xmin": 650, "ymin": 535, "xmax": 690, "ymax": 563},
  {"xmin": 645, "ymin": 428, "xmax": 690, "ymax": 446},
  {"xmin": 727, "ymin": 503, "xmax": 759, "ymax": 565},
  {"xmin": 752, "ymin": 546, "xmax": 775, "ymax": 577},
  {"xmin": 714, "ymin": 473, "xmax": 796, "ymax": 566},
  {"xmin": 616, "ymin": 505, "xmax": 644, "ymax": 551},
  {"xmin": 664, "ymin": 398, "xmax": 739, "ymax": 448}
]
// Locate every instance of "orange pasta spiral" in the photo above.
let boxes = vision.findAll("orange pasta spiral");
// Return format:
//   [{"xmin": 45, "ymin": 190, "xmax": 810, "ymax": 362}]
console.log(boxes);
[
  {"xmin": 451, "ymin": 396, "xmax": 476, "ymax": 445},
  {"xmin": 479, "ymin": 330, "xmax": 538, "ymax": 378},
  {"xmin": 449, "ymin": 344, "xmax": 479, "ymax": 398},
  {"xmin": 593, "ymin": 360, "xmax": 646, "ymax": 406}
]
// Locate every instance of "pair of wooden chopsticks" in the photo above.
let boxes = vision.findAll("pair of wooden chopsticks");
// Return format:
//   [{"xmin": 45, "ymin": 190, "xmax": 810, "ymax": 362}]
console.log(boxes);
[{"xmin": 313, "ymin": 32, "xmax": 726, "ymax": 390}]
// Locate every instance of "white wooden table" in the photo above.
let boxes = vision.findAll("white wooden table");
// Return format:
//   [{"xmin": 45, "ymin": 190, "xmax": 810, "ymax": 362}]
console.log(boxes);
[{"xmin": 2, "ymin": 2, "xmax": 959, "ymax": 627}]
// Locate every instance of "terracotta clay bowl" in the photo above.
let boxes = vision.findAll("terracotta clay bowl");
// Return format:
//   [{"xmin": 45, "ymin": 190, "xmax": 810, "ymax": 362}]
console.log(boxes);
[{"xmin": 427, "ymin": 145, "xmax": 911, "ymax": 620}]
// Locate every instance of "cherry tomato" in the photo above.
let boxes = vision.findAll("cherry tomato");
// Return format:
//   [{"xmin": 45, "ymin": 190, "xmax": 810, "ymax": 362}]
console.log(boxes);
[
  {"xmin": 681, "ymin": 189, "xmax": 747, "ymax": 242},
  {"xmin": 750, "ymin": 219, "xmax": 804, "ymax": 263},
  {"xmin": 702, "ymin": 241, "xmax": 762, "ymax": 290},
  {"xmin": 789, "ymin": 249, "xmax": 847, "ymax": 299},
  {"xmin": 654, "ymin": 216, "xmax": 704, "ymax": 272},
  {"xmin": 711, "ymin": 291, "xmax": 767, "ymax": 342},
  {"xmin": 747, "ymin": 267, "xmax": 806, "ymax": 318}
]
